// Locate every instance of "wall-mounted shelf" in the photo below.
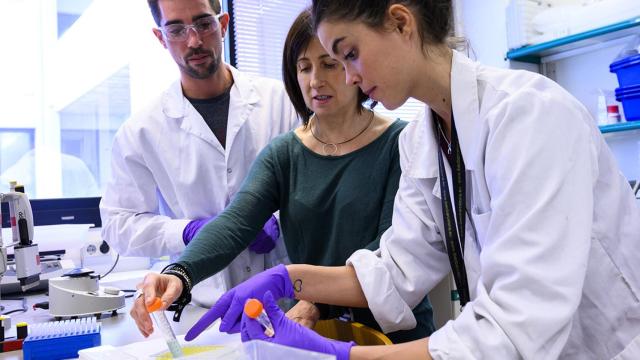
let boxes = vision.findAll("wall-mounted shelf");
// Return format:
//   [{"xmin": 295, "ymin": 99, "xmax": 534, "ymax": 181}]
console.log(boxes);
[
  {"xmin": 599, "ymin": 121, "xmax": 640, "ymax": 134},
  {"xmin": 507, "ymin": 16, "xmax": 640, "ymax": 64}
]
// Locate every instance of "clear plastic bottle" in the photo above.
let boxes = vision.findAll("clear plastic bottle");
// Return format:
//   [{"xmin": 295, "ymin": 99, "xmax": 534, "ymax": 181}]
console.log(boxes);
[
  {"xmin": 147, "ymin": 297, "xmax": 184, "ymax": 358},
  {"xmin": 607, "ymin": 104, "xmax": 622, "ymax": 124},
  {"xmin": 244, "ymin": 298, "xmax": 275, "ymax": 337}
]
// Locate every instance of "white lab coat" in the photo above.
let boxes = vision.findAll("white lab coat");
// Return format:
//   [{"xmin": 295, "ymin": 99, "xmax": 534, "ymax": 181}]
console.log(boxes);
[
  {"xmin": 348, "ymin": 51, "xmax": 640, "ymax": 359},
  {"xmin": 100, "ymin": 65, "xmax": 298, "ymax": 306}
]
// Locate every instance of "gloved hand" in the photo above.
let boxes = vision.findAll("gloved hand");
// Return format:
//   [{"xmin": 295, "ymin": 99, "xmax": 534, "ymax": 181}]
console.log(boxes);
[
  {"xmin": 185, "ymin": 264, "xmax": 294, "ymax": 340},
  {"xmin": 184, "ymin": 215, "xmax": 279, "ymax": 252},
  {"xmin": 248, "ymin": 215, "xmax": 280, "ymax": 254},
  {"xmin": 242, "ymin": 291, "xmax": 354, "ymax": 360},
  {"xmin": 182, "ymin": 216, "xmax": 216, "ymax": 245}
]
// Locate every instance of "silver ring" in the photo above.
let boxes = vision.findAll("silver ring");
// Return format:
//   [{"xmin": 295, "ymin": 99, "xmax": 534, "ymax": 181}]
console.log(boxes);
[{"xmin": 134, "ymin": 289, "xmax": 144, "ymax": 299}]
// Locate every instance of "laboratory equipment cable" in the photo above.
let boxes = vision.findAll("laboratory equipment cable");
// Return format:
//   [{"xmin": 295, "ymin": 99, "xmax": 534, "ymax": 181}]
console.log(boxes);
[
  {"xmin": 122, "ymin": 289, "xmax": 137, "ymax": 298},
  {"xmin": 32, "ymin": 301, "xmax": 48, "ymax": 310},
  {"xmin": 99, "ymin": 253, "xmax": 119, "ymax": 279},
  {"xmin": 1, "ymin": 297, "xmax": 27, "ymax": 315}
]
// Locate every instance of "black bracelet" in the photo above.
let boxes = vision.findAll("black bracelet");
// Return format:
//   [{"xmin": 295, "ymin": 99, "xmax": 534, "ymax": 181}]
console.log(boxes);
[{"xmin": 161, "ymin": 264, "xmax": 193, "ymax": 322}]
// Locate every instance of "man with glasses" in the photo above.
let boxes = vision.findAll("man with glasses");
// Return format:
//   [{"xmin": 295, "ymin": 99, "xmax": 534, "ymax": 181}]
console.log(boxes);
[{"xmin": 100, "ymin": 0, "xmax": 298, "ymax": 331}]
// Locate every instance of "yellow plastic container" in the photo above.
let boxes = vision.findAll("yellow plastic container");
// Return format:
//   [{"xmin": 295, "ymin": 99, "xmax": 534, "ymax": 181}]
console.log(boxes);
[{"xmin": 314, "ymin": 319, "xmax": 393, "ymax": 346}]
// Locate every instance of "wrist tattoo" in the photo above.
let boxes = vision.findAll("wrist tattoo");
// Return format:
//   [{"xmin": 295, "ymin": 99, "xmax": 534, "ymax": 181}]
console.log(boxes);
[{"xmin": 293, "ymin": 279, "xmax": 303, "ymax": 293}]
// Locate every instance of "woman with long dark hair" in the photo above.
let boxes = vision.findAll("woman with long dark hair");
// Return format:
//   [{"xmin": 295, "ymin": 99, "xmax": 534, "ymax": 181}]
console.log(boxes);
[{"xmin": 183, "ymin": 1, "xmax": 640, "ymax": 359}]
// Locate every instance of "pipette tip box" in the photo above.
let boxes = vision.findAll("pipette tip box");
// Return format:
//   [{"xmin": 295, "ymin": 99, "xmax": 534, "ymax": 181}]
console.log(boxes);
[{"xmin": 22, "ymin": 318, "xmax": 101, "ymax": 360}]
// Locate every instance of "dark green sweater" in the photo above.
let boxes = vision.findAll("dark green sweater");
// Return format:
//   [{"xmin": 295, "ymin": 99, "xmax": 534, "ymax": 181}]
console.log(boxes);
[{"xmin": 178, "ymin": 119, "xmax": 434, "ymax": 342}]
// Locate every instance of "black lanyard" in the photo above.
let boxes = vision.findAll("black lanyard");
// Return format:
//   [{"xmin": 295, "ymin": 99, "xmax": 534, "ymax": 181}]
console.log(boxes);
[{"xmin": 432, "ymin": 110, "xmax": 470, "ymax": 307}]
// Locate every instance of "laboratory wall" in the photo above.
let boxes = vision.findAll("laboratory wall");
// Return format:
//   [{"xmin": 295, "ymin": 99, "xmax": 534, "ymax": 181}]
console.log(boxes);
[{"xmin": 459, "ymin": 0, "xmax": 640, "ymax": 183}]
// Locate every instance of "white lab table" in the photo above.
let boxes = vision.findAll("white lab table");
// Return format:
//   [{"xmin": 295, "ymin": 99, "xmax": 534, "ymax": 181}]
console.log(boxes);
[{"xmin": 0, "ymin": 277, "xmax": 238, "ymax": 359}]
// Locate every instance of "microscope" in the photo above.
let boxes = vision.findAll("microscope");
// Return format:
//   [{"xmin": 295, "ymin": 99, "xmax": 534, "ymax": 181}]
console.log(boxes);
[{"xmin": 0, "ymin": 188, "xmax": 41, "ymax": 304}]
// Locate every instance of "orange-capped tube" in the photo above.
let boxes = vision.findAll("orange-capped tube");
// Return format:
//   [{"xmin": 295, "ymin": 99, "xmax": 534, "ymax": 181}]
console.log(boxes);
[
  {"xmin": 146, "ymin": 297, "xmax": 183, "ymax": 358},
  {"xmin": 244, "ymin": 299, "xmax": 275, "ymax": 337},
  {"xmin": 146, "ymin": 297, "xmax": 163, "ymax": 313}
]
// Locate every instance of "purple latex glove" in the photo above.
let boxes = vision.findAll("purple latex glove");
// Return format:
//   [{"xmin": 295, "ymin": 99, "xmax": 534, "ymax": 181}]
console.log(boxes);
[
  {"xmin": 182, "ymin": 216, "xmax": 216, "ymax": 245},
  {"xmin": 185, "ymin": 264, "xmax": 294, "ymax": 341},
  {"xmin": 248, "ymin": 215, "xmax": 280, "ymax": 254},
  {"xmin": 184, "ymin": 215, "xmax": 278, "ymax": 252},
  {"xmin": 242, "ymin": 291, "xmax": 354, "ymax": 360}
]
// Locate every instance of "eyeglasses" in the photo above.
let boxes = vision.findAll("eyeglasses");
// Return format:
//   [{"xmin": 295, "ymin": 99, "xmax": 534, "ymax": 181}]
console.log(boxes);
[{"xmin": 161, "ymin": 14, "xmax": 222, "ymax": 42}]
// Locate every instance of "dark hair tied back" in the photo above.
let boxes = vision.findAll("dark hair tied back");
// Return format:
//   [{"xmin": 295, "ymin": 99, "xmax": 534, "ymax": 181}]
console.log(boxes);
[{"xmin": 312, "ymin": 0, "xmax": 453, "ymax": 47}]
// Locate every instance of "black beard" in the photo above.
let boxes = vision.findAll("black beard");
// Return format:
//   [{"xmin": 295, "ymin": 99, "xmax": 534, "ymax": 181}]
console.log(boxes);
[{"xmin": 181, "ymin": 49, "xmax": 221, "ymax": 79}]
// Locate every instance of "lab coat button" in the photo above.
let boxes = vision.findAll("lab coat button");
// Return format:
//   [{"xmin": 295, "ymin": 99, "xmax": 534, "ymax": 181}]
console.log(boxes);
[
  {"xmin": 245, "ymin": 266, "xmax": 251, "ymax": 273},
  {"xmin": 227, "ymin": 168, "xmax": 232, "ymax": 174}
]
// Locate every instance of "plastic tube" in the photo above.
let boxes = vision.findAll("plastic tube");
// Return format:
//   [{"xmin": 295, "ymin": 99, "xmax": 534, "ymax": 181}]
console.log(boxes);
[
  {"xmin": 244, "ymin": 298, "xmax": 275, "ymax": 337},
  {"xmin": 147, "ymin": 297, "xmax": 184, "ymax": 358}
]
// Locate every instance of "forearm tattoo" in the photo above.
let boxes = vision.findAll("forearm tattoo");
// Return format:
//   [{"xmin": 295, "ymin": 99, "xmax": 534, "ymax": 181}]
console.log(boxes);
[{"xmin": 293, "ymin": 278, "xmax": 303, "ymax": 293}]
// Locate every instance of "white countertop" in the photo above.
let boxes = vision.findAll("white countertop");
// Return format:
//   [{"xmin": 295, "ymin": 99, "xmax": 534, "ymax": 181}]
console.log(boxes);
[{"xmin": 0, "ymin": 270, "xmax": 239, "ymax": 360}]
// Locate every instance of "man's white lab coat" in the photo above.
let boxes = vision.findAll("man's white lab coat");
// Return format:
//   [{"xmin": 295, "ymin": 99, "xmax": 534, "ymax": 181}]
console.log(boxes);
[
  {"xmin": 348, "ymin": 51, "xmax": 640, "ymax": 359},
  {"xmin": 100, "ymin": 65, "xmax": 298, "ymax": 306}
]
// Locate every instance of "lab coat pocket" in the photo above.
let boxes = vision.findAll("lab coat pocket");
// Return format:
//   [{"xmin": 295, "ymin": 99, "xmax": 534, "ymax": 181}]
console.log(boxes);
[
  {"xmin": 568, "ymin": 239, "xmax": 640, "ymax": 359},
  {"xmin": 470, "ymin": 208, "xmax": 491, "ymax": 248}
]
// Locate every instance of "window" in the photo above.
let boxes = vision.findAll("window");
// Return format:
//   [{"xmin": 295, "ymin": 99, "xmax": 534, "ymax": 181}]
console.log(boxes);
[
  {"xmin": 0, "ymin": 0, "xmax": 175, "ymax": 199},
  {"xmin": 228, "ymin": 0, "xmax": 425, "ymax": 122},
  {"xmin": 2, "ymin": 0, "xmax": 424, "ymax": 203},
  {"xmin": 0, "ymin": 129, "xmax": 35, "ymax": 195},
  {"xmin": 229, "ymin": 0, "xmax": 310, "ymax": 79}
]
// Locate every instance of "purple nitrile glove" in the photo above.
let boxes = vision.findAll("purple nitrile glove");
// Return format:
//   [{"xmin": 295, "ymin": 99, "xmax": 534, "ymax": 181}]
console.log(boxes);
[
  {"xmin": 185, "ymin": 264, "xmax": 294, "ymax": 341},
  {"xmin": 242, "ymin": 291, "xmax": 354, "ymax": 360},
  {"xmin": 182, "ymin": 215, "xmax": 216, "ymax": 245},
  {"xmin": 248, "ymin": 215, "xmax": 280, "ymax": 254}
]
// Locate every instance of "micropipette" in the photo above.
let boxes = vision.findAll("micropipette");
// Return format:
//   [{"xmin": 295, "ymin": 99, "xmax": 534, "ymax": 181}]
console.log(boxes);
[
  {"xmin": 244, "ymin": 298, "xmax": 275, "ymax": 337},
  {"xmin": 147, "ymin": 297, "xmax": 184, "ymax": 358}
]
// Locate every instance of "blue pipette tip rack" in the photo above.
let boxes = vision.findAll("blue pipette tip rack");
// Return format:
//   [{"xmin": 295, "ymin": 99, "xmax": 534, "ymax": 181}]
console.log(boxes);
[{"xmin": 22, "ymin": 318, "xmax": 101, "ymax": 360}]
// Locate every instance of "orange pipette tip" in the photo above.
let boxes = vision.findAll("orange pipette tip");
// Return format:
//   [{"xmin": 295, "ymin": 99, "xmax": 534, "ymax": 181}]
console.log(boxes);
[
  {"xmin": 244, "ymin": 299, "xmax": 263, "ymax": 319},
  {"xmin": 146, "ymin": 297, "xmax": 163, "ymax": 313}
]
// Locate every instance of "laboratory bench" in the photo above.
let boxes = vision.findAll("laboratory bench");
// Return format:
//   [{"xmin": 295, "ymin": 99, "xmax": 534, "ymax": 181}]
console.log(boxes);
[{"xmin": 0, "ymin": 274, "xmax": 236, "ymax": 360}]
